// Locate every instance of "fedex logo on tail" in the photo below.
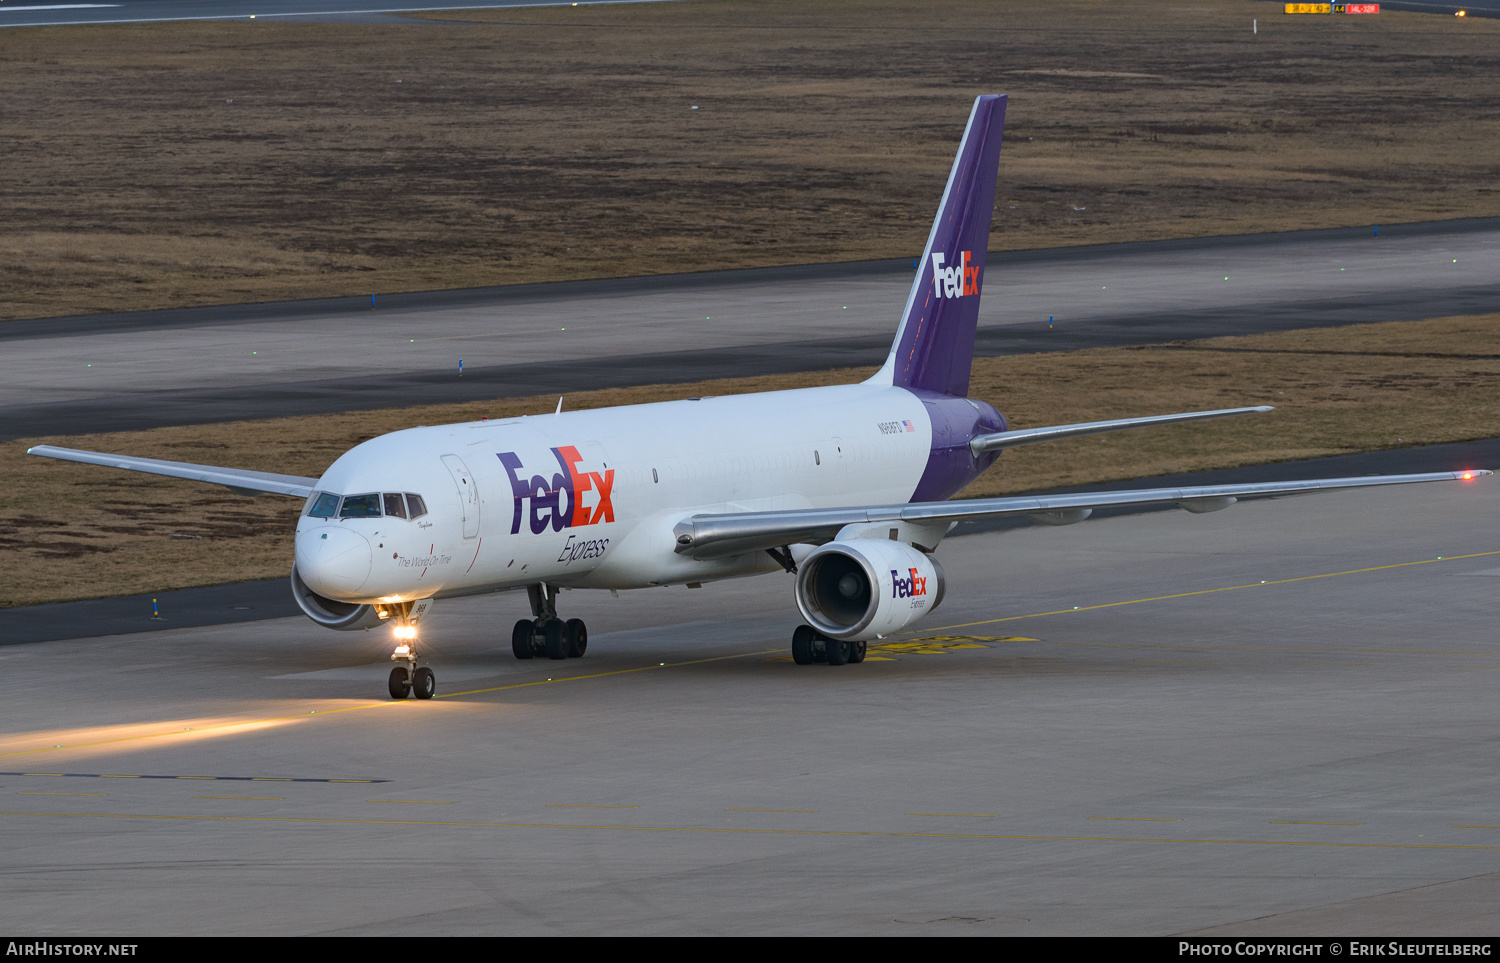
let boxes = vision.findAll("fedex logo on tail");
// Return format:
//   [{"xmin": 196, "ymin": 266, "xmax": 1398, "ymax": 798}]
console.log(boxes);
[
  {"xmin": 931, "ymin": 250, "xmax": 980, "ymax": 299},
  {"xmin": 892, "ymin": 567, "xmax": 928, "ymax": 599},
  {"xmin": 499, "ymin": 446, "xmax": 615, "ymax": 536}
]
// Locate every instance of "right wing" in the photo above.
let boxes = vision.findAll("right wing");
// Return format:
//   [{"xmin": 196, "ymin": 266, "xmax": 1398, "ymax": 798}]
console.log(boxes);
[
  {"xmin": 27, "ymin": 445, "xmax": 318, "ymax": 498},
  {"xmin": 673, "ymin": 470, "xmax": 1490, "ymax": 559}
]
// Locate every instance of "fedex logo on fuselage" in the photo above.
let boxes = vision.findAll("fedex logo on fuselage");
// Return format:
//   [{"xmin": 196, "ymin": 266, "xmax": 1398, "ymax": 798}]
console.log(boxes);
[
  {"xmin": 499, "ymin": 446, "xmax": 615, "ymax": 536},
  {"xmin": 931, "ymin": 251, "xmax": 979, "ymax": 299},
  {"xmin": 892, "ymin": 567, "xmax": 928, "ymax": 599}
]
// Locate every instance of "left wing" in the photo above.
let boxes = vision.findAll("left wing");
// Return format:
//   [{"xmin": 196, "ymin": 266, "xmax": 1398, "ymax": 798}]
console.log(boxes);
[
  {"xmin": 969, "ymin": 406, "xmax": 1273, "ymax": 453},
  {"xmin": 27, "ymin": 446, "xmax": 318, "ymax": 498},
  {"xmin": 673, "ymin": 470, "xmax": 1489, "ymax": 559}
]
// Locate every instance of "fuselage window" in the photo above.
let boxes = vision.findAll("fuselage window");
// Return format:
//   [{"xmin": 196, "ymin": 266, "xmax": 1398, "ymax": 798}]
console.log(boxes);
[
  {"xmin": 307, "ymin": 492, "xmax": 341, "ymax": 518},
  {"xmin": 383, "ymin": 493, "xmax": 408, "ymax": 519},
  {"xmin": 406, "ymin": 493, "xmax": 428, "ymax": 520},
  {"xmin": 339, "ymin": 493, "xmax": 382, "ymax": 518}
]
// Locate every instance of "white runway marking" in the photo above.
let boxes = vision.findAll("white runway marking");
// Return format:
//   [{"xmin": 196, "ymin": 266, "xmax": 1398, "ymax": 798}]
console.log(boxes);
[{"xmin": 0, "ymin": 4, "xmax": 120, "ymax": 10}]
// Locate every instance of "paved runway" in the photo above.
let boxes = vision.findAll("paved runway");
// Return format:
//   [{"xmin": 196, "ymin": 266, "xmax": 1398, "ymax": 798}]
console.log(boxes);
[
  {"xmin": 1, "ymin": 477, "xmax": 1494, "ymax": 934},
  {"xmin": 5, "ymin": 218, "xmax": 1498, "ymax": 440},
  {"xmin": 0, "ymin": 0, "xmax": 677, "ymax": 29}
]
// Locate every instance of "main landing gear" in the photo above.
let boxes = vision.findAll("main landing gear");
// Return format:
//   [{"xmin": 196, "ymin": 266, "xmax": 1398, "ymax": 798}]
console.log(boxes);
[
  {"xmin": 790, "ymin": 625, "xmax": 867, "ymax": 666},
  {"xmin": 511, "ymin": 583, "xmax": 589, "ymax": 661}
]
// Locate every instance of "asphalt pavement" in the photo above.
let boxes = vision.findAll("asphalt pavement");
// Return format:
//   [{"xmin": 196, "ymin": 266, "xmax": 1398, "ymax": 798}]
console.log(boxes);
[
  {"xmin": 0, "ymin": 0, "xmax": 679, "ymax": 28},
  {"xmin": 2, "ymin": 477, "xmax": 1494, "ymax": 934}
]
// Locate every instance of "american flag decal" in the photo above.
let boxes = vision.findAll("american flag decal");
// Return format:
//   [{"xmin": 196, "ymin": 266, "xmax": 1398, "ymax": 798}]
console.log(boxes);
[{"xmin": 903, "ymin": 420, "xmax": 914, "ymax": 432}]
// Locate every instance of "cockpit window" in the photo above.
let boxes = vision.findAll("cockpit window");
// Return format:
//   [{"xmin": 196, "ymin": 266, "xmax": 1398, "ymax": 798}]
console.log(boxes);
[
  {"xmin": 383, "ymin": 493, "xmax": 407, "ymax": 519},
  {"xmin": 339, "ymin": 493, "xmax": 381, "ymax": 518},
  {"xmin": 406, "ymin": 493, "xmax": 428, "ymax": 520},
  {"xmin": 307, "ymin": 492, "xmax": 341, "ymax": 518}
]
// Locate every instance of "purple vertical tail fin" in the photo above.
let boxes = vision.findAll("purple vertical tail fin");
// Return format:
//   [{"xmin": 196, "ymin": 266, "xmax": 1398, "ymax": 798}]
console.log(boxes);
[{"xmin": 870, "ymin": 95, "xmax": 1006, "ymax": 398}]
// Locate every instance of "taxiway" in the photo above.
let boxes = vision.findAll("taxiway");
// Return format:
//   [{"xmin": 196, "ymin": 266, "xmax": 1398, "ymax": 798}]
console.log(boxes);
[
  {"xmin": 0, "ymin": 478, "xmax": 1494, "ymax": 934},
  {"xmin": 4, "ymin": 218, "xmax": 1498, "ymax": 440},
  {"xmin": 0, "ymin": 0, "xmax": 682, "ymax": 29}
]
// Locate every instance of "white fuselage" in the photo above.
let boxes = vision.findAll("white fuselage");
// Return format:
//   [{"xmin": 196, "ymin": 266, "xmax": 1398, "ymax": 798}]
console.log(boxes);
[{"xmin": 294, "ymin": 382, "xmax": 936, "ymax": 603}]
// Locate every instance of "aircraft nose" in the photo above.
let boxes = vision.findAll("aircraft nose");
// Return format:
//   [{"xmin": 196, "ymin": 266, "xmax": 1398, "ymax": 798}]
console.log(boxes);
[{"xmin": 295, "ymin": 526, "xmax": 372, "ymax": 598}]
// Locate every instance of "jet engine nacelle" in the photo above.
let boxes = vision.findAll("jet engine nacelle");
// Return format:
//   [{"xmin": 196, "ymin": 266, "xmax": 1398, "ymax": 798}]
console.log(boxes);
[
  {"xmin": 290, "ymin": 564, "xmax": 384, "ymax": 630},
  {"xmin": 794, "ymin": 539, "xmax": 946, "ymax": 641}
]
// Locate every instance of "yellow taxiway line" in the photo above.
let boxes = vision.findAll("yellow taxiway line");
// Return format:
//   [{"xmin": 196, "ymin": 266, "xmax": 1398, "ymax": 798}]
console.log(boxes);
[
  {"xmin": 1, "ymin": 809, "xmax": 1497, "ymax": 852},
  {"xmin": 925, "ymin": 550, "xmax": 1500, "ymax": 634},
  {"xmin": 1271, "ymin": 821, "xmax": 1363, "ymax": 826}
]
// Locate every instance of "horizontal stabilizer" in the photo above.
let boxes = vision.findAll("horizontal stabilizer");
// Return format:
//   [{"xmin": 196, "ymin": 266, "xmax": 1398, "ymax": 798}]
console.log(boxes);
[
  {"xmin": 970, "ymin": 406, "xmax": 1273, "ymax": 454},
  {"xmin": 673, "ymin": 469, "xmax": 1489, "ymax": 559},
  {"xmin": 27, "ymin": 445, "xmax": 318, "ymax": 499}
]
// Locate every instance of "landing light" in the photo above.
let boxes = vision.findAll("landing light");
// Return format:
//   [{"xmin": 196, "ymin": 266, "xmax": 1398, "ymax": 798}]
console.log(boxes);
[{"xmin": 392, "ymin": 625, "xmax": 418, "ymax": 642}]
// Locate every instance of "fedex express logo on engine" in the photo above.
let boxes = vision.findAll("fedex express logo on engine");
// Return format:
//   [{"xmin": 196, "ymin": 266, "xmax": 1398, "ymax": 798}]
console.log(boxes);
[
  {"xmin": 931, "ymin": 251, "xmax": 979, "ymax": 298},
  {"xmin": 499, "ymin": 446, "xmax": 615, "ymax": 535},
  {"xmin": 892, "ymin": 567, "xmax": 928, "ymax": 599}
]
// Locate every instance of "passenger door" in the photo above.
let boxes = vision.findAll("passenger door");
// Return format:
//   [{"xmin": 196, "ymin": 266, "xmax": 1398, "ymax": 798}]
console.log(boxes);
[{"xmin": 441, "ymin": 454, "xmax": 481, "ymax": 539}]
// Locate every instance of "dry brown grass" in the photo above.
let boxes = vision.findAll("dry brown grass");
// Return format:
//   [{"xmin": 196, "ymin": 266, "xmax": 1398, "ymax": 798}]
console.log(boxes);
[
  {"xmin": 2, "ymin": 0, "xmax": 1498, "ymax": 321},
  {"xmin": 963, "ymin": 313, "xmax": 1500, "ymax": 494},
  {"xmin": 6, "ymin": 312, "xmax": 1497, "ymax": 608}
]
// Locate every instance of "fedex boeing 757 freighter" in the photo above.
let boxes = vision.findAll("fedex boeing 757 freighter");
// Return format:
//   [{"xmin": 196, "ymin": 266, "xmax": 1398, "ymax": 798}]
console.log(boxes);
[{"xmin": 29, "ymin": 95, "xmax": 1489, "ymax": 699}]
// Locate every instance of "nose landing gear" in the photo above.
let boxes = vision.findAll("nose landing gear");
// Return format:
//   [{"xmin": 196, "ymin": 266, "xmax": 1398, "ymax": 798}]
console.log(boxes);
[
  {"xmin": 381, "ymin": 598, "xmax": 436, "ymax": 700},
  {"xmin": 388, "ymin": 625, "xmax": 436, "ymax": 699},
  {"xmin": 511, "ymin": 583, "xmax": 589, "ymax": 661}
]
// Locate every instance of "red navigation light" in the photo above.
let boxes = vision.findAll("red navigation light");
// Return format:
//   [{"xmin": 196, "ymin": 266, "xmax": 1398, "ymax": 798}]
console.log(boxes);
[
  {"xmin": 1461, "ymin": 471, "xmax": 1475, "ymax": 481},
  {"xmin": 1456, "ymin": 9, "xmax": 1467, "ymax": 15}
]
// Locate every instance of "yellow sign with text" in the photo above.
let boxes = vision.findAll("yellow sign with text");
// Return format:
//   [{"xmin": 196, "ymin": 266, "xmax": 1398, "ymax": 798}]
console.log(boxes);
[{"xmin": 1285, "ymin": 3, "xmax": 1332, "ymax": 12}]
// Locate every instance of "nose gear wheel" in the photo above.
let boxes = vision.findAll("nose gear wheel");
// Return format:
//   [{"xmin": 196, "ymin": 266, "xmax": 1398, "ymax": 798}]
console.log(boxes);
[{"xmin": 388, "ymin": 621, "xmax": 436, "ymax": 699}]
